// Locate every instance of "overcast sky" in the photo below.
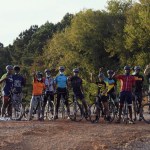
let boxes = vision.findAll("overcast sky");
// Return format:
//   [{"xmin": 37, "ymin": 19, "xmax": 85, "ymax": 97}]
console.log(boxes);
[{"xmin": 0, "ymin": 0, "xmax": 139, "ymax": 47}]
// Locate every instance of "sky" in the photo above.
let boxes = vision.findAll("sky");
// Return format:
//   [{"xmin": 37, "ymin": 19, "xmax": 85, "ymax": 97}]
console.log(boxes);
[{"xmin": 0, "ymin": 0, "xmax": 109, "ymax": 46}]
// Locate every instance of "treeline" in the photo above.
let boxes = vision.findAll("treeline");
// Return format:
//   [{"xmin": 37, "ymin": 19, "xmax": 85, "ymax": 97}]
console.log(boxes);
[{"xmin": 0, "ymin": 0, "xmax": 150, "ymax": 78}]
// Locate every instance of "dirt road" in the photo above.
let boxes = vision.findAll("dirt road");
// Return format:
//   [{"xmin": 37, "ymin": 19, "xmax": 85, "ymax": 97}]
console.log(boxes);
[{"xmin": 0, "ymin": 120, "xmax": 150, "ymax": 150}]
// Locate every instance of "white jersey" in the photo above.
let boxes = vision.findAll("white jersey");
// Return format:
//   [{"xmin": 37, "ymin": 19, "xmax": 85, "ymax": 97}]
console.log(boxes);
[{"xmin": 44, "ymin": 77, "xmax": 54, "ymax": 92}]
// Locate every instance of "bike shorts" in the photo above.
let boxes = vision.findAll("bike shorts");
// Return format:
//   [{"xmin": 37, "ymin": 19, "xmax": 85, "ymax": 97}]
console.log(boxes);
[
  {"xmin": 108, "ymin": 92, "xmax": 119, "ymax": 103},
  {"xmin": 2, "ymin": 90, "xmax": 11, "ymax": 97},
  {"xmin": 133, "ymin": 92, "xmax": 142, "ymax": 102},
  {"xmin": 74, "ymin": 92, "xmax": 84, "ymax": 100},
  {"xmin": 12, "ymin": 93, "xmax": 23, "ymax": 103},
  {"xmin": 30, "ymin": 95, "xmax": 43, "ymax": 108},
  {"xmin": 119, "ymin": 91, "xmax": 132, "ymax": 105},
  {"xmin": 44, "ymin": 91, "xmax": 54, "ymax": 102},
  {"xmin": 100, "ymin": 95, "xmax": 108, "ymax": 103}
]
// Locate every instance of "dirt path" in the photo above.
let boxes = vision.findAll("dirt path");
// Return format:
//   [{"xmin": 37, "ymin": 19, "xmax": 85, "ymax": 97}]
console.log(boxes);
[{"xmin": 0, "ymin": 120, "xmax": 150, "ymax": 150}]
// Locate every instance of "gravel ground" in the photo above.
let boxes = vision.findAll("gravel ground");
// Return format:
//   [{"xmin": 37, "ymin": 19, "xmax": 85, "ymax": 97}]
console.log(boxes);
[{"xmin": 0, "ymin": 119, "xmax": 150, "ymax": 150}]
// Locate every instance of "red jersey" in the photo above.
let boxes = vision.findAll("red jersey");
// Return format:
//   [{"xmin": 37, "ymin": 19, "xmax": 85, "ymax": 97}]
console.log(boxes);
[{"xmin": 115, "ymin": 75, "xmax": 135, "ymax": 92}]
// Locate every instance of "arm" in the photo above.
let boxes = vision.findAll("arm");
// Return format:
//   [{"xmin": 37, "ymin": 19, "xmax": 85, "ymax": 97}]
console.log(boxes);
[
  {"xmin": 0, "ymin": 74, "xmax": 7, "ymax": 84},
  {"xmin": 144, "ymin": 65, "xmax": 150, "ymax": 76}
]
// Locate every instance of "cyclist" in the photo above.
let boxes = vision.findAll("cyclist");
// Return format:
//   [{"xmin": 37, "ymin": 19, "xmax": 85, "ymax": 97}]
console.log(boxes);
[
  {"xmin": 42, "ymin": 69, "xmax": 55, "ymax": 120},
  {"xmin": 54, "ymin": 66, "xmax": 70, "ymax": 119},
  {"xmin": 69, "ymin": 68, "xmax": 88, "ymax": 117},
  {"xmin": 29, "ymin": 71, "xmax": 45, "ymax": 121},
  {"xmin": 132, "ymin": 66, "xmax": 144, "ymax": 120},
  {"xmin": 99, "ymin": 68, "xmax": 119, "ymax": 112},
  {"xmin": 114, "ymin": 66, "xmax": 135, "ymax": 124},
  {"xmin": 94, "ymin": 73, "xmax": 111, "ymax": 122},
  {"xmin": 144, "ymin": 64, "xmax": 150, "ymax": 98},
  {"xmin": 0, "ymin": 65, "xmax": 13, "ymax": 117},
  {"xmin": 12, "ymin": 65, "xmax": 26, "ymax": 107},
  {"xmin": 105, "ymin": 70, "xmax": 119, "ymax": 112}
]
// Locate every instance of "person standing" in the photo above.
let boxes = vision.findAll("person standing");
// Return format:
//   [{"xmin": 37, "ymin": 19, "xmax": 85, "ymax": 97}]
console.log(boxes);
[
  {"xmin": 114, "ymin": 66, "xmax": 135, "ymax": 124},
  {"xmin": 54, "ymin": 66, "xmax": 70, "ymax": 119},
  {"xmin": 0, "ymin": 65, "xmax": 13, "ymax": 117}
]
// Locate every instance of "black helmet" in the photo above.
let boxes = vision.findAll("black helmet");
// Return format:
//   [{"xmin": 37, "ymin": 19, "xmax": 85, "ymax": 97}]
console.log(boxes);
[
  {"xmin": 107, "ymin": 70, "xmax": 114, "ymax": 74},
  {"xmin": 124, "ymin": 66, "xmax": 130, "ymax": 70},
  {"xmin": 98, "ymin": 73, "xmax": 104, "ymax": 78},
  {"xmin": 44, "ymin": 69, "xmax": 50, "ymax": 73},
  {"xmin": 13, "ymin": 65, "xmax": 20, "ymax": 71},
  {"xmin": 73, "ymin": 68, "xmax": 79, "ymax": 73},
  {"xmin": 59, "ymin": 66, "xmax": 65, "ymax": 71},
  {"xmin": 134, "ymin": 66, "xmax": 141, "ymax": 70},
  {"xmin": 36, "ymin": 71, "xmax": 43, "ymax": 77},
  {"xmin": 6, "ymin": 65, "xmax": 13, "ymax": 71}
]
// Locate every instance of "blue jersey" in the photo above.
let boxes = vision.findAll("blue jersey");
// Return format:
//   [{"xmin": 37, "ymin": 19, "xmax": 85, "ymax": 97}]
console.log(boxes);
[
  {"xmin": 12, "ymin": 74, "xmax": 25, "ymax": 93},
  {"xmin": 55, "ymin": 74, "xmax": 67, "ymax": 88},
  {"xmin": 0, "ymin": 73, "xmax": 13, "ymax": 96}
]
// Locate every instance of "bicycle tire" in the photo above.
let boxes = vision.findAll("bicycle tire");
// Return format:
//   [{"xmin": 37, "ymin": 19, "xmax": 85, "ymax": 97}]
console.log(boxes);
[
  {"xmin": 89, "ymin": 102, "xmax": 100, "ymax": 123},
  {"xmin": 45, "ymin": 100, "xmax": 55, "ymax": 120},
  {"xmin": 108, "ymin": 102, "xmax": 115, "ymax": 123},
  {"xmin": 122, "ymin": 102, "xmax": 129, "ymax": 124},
  {"xmin": 141, "ymin": 103, "xmax": 150, "ymax": 124},
  {"xmin": 69, "ymin": 102, "xmax": 83, "ymax": 122},
  {"xmin": 11, "ymin": 103, "xmax": 24, "ymax": 121}
]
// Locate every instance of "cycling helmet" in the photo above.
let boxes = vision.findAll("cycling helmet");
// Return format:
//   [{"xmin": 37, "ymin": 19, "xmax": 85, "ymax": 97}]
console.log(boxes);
[
  {"xmin": 59, "ymin": 66, "xmax": 65, "ymax": 71},
  {"xmin": 73, "ymin": 68, "xmax": 79, "ymax": 73},
  {"xmin": 124, "ymin": 66, "xmax": 130, "ymax": 70},
  {"xmin": 13, "ymin": 65, "xmax": 20, "ymax": 71},
  {"xmin": 98, "ymin": 73, "xmax": 104, "ymax": 78},
  {"xmin": 44, "ymin": 69, "xmax": 50, "ymax": 73},
  {"xmin": 107, "ymin": 70, "xmax": 114, "ymax": 74},
  {"xmin": 6, "ymin": 65, "xmax": 13, "ymax": 71},
  {"xmin": 36, "ymin": 71, "xmax": 43, "ymax": 77},
  {"xmin": 134, "ymin": 66, "xmax": 141, "ymax": 70}
]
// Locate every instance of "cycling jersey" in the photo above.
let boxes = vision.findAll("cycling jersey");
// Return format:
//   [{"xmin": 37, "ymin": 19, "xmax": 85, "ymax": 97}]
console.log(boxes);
[
  {"xmin": 105, "ymin": 78, "xmax": 117, "ymax": 94},
  {"xmin": 32, "ymin": 78, "xmax": 45, "ymax": 96},
  {"xmin": 12, "ymin": 74, "xmax": 25, "ymax": 93},
  {"xmin": 115, "ymin": 75, "xmax": 135, "ymax": 92},
  {"xmin": 0, "ymin": 73, "xmax": 13, "ymax": 96},
  {"xmin": 70, "ymin": 76, "xmax": 82, "ymax": 93},
  {"xmin": 96, "ymin": 81, "xmax": 108, "ymax": 96},
  {"xmin": 55, "ymin": 74, "xmax": 67, "ymax": 88},
  {"xmin": 132, "ymin": 74, "xmax": 144, "ymax": 92},
  {"xmin": 44, "ymin": 77, "xmax": 54, "ymax": 92}
]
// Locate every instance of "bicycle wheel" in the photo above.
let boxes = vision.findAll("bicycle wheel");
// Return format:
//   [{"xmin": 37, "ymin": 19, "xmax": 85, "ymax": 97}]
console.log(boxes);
[
  {"xmin": 46, "ymin": 101, "xmax": 55, "ymax": 120},
  {"xmin": 108, "ymin": 102, "xmax": 115, "ymax": 123},
  {"xmin": 11, "ymin": 103, "xmax": 24, "ymax": 120},
  {"xmin": 58, "ymin": 99, "xmax": 66, "ymax": 119},
  {"xmin": 122, "ymin": 102, "xmax": 129, "ymax": 124},
  {"xmin": 141, "ymin": 103, "xmax": 150, "ymax": 124},
  {"xmin": 89, "ymin": 103, "xmax": 100, "ymax": 123},
  {"xmin": 69, "ymin": 102, "xmax": 83, "ymax": 122}
]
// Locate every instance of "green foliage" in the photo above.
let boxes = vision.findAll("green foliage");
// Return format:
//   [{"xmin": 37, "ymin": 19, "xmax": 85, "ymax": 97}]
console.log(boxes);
[{"xmin": 0, "ymin": 1, "xmax": 149, "ymax": 101}]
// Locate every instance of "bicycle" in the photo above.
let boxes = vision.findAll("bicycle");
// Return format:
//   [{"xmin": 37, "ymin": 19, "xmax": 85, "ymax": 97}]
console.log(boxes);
[
  {"xmin": 89, "ymin": 94, "xmax": 114, "ymax": 123},
  {"xmin": 140, "ymin": 90, "xmax": 150, "ymax": 124},
  {"xmin": 122, "ymin": 100, "xmax": 129, "ymax": 124},
  {"xmin": 44, "ymin": 92, "xmax": 55, "ymax": 120},
  {"xmin": 28, "ymin": 95, "xmax": 43, "ymax": 120},
  {"xmin": 108, "ymin": 94, "xmax": 118, "ymax": 122},
  {"xmin": 1, "ymin": 90, "xmax": 25, "ymax": 121},
  {"xmin": 11, "ymin": 92, "xmax": 25, "ymax": 121},
  {"xmin": 69, "ymin": 94, "xmax": 91, "ymax": 122},
  {"xmin": 55, "ymin": 91, "xmax": 69, "ymax": 119}
]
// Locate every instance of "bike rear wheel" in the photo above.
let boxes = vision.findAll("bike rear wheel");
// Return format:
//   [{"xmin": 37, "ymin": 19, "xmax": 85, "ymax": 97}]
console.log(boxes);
[
  {"xmin": 89, "ymin": 103, "xmax": 100, "ymax": 123},
  {"xmin": 45, "ymin": 101, "xmax": 55, "ymax": 120},
  {"xmin": 141, "ymin": 103, "xmax": 150, "ymax": 124},
  {"xmin": 69, "ymin": 102, "xmax": 83, "ymax": 122},
  {"xmin": 11, "ymin": 103, "xmax": 24, "ymax": 121},
  {"xmin": 108, "ymin": 102, "xmax": 115, "ymax": 123}
]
